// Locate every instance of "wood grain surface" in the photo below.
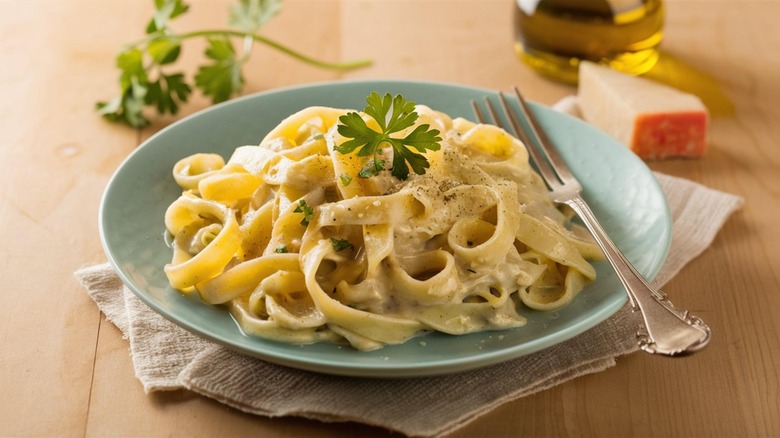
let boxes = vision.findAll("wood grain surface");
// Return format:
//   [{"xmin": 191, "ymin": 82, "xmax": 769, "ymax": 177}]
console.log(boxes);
[{"xmin": 1, "ymin": 0, "xmax": 778, "ymax": 436}]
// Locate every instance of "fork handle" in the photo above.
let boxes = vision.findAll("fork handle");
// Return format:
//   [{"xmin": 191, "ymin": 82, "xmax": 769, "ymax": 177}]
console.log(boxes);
[{"xmin": 565, "ymin": 195, "xmax": 711, "ymax": 356}]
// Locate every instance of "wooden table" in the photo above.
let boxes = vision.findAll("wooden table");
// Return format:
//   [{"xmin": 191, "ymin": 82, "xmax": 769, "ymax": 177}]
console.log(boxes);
[{"xmin": 2, "ymin": 0, "xmax": 778, "ymax": 436}]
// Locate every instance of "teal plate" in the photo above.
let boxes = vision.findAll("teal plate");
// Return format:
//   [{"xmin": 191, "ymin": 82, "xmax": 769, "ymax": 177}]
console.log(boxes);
[{"xmin": 100, "ymin": 79, "xmax": 671, "ymax": 378}]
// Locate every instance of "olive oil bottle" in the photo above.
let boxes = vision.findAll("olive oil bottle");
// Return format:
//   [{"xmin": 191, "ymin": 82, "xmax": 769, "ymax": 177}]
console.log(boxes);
[{"xmin": 514, "ymin": 0, "xmax": 664, "ymax": 84}]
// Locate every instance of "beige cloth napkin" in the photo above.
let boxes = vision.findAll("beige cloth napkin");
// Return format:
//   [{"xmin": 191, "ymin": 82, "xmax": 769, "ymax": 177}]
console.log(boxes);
[{"xmin": 76, "ymin": 97, "xmax": 743, "ymax": 437}]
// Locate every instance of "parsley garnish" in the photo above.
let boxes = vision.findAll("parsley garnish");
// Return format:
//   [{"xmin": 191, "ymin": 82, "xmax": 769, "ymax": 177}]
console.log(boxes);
[
  {"xmin": 97, "ymin": 0, "xmax": 371, "ymax": 128},
  {"xmin": 274, "ymin": 245, "xmax": 289, "ymax": 253},
  {"xmin": 330, "ymin": 238, "xmax": 354, "ymax": 252},
  {"xmin": 335, "ymin": 92, "xmax": 442, "ymax": 180},
  {"xmin": 294, "ymin": 199, "xmax": 314, "ymax": 226}
]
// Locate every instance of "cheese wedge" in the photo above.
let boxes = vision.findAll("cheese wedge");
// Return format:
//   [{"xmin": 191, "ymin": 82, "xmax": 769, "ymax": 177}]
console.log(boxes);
[{"xmin": 577, "ymin": 61, "xmax": 708, "ymax": 160}]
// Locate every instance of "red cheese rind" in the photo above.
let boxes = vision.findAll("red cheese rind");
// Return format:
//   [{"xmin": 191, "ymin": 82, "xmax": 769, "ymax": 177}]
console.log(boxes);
[{"xmin": 631, "ymin": 111, "xmax": 708, "ymax": 160}]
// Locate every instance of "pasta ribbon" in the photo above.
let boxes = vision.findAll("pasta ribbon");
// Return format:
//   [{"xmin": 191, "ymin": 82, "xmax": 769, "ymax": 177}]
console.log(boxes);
[
  {"xmin": 163, "ymin": 195, "xmax": 241, "ymax": 289},
  {"xmin": 172, "ymin": 153, "xmax": 225, "ymax": 190}
]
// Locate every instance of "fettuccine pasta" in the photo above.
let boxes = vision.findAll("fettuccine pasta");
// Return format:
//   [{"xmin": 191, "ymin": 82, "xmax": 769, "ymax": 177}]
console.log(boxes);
[{"xmin": 163, "ymin": 101, "xmax": 603, "ymax": 351}]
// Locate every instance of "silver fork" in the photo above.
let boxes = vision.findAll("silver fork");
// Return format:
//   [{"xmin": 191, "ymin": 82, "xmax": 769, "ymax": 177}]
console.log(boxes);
[{"xmin": 472, "ymin": 86, "xmax": 711, "ymax": 356}]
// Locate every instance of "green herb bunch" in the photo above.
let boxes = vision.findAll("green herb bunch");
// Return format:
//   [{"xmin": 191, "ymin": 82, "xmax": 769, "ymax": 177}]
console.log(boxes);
[{"xmin": 97, "ymin": 0, "xmax": 371, "ymax": 127}]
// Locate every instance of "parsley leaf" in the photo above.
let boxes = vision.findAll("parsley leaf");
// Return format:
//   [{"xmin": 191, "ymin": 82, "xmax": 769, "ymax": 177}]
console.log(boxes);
[
  {"xmin": 274, "ymin": 245, "xmax": 289, "ymax": 253},
  {"xmin": 294, "ymin": 199, "xmax": 314, "ymax": 226},
  {"xmin": 147, "ymin": 37, "xmax": 182, "ymax": 65},
  {"xmin": 116, "ymin": 47, "xmax": 148, "ymax": 86},
  {"xmin": 330, "ymin": 238, "xmax": 354, "ymax": 252},
  {"xmin": 229, "ymin": 0, "xmax": 281, "ymax": 32},
  {"xmin": 194, "ymin": 37, "xmax": 244, "ymax": 103},
  {"xmin": 146, "ymin": 73, "xmax": 192, "ymax": 114},
  {"xmin": 96, "ymin": 48, "xmax": 151, "ymax": 127},
  {"xmin": 335, "ymin": 92, "xmax": 442, "ymax": 180},
  {"xmin": 146, "ymin": 0, "xmax": 189, "ymax": 34}
]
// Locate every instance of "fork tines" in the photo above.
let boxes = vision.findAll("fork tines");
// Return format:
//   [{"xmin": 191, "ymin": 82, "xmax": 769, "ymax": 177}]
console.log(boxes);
[{"xmin": 471, "ymin": 87, "xmax": 574, "ymax": 190}]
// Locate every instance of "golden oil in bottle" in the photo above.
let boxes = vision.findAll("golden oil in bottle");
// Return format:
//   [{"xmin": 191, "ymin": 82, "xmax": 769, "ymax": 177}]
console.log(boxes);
[{"xmin": 514, "ymin": 0, "xmax": 664, "ymax": 84}]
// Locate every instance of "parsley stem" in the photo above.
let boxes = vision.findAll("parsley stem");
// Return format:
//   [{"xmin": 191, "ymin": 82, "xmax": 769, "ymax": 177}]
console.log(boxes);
[
  {"xmin": 135, "ymin": 29, "xmax": 372, "ymax": 71},
  {"xmin": 240, "ymin": 34, "xmax": 253, "ymax": 63}
]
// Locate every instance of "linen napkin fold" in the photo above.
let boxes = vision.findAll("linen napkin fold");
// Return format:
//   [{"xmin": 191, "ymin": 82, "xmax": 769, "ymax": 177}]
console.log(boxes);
[{"xmin": 76, "ymin": 171, "xmax": 742, "ymax": 438}]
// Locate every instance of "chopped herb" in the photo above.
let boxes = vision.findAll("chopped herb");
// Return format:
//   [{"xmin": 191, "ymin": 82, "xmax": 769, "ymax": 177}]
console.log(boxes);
[
  {"xmin": 358, "ymin": 158, "xmax": 385, "ymax": 178},
  {"xmin": 294, "ymin": 199, "xmax": 314, "ymax": 226},
  {"xmin": 334, "ymin": 92, "xmax": 442, "ymax": 180},
  {"xmin": 330, "ymin": 238, "xmax": 354, "ymax": 252},
  {"xmin": 339, "ymin": 173, "xmax": 353, "ymax": 186},
  {"xmin": 274, "ymin": 245, "xmax": 289, "ymax": 253}
]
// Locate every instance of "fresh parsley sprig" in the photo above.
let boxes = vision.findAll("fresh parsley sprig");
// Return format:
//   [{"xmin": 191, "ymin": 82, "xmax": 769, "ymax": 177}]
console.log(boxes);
[
  {"xmin": 335, "ymin": 93, "xmax": 442, "ymax": 180},
  {"xmin": 97, "ymin": 0, "xmax": 372, "ymax": 128}
]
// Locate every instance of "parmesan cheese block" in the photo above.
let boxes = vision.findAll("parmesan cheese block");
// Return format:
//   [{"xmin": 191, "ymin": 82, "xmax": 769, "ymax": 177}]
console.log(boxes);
[{"xmin": 577, "ymin": 61, "xmax": 708, "ymax": 160}]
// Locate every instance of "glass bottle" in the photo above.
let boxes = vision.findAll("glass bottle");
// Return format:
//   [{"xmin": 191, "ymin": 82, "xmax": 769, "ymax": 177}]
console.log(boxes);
[{"xmin": 514, "ymin": 0, "xmax": 665, "ymax": 84}]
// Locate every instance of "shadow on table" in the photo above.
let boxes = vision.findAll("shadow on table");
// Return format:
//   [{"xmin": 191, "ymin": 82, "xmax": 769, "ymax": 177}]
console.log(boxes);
[{"xmin": 644, "ymin": 50, "xmax": 735, "ymax": 117}]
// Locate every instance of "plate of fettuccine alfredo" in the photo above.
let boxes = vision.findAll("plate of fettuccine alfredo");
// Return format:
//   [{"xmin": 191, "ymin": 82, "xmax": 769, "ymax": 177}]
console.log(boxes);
[{"xmin": 100, "ymin": 79, "xmax": 671, "ymax": 377}]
